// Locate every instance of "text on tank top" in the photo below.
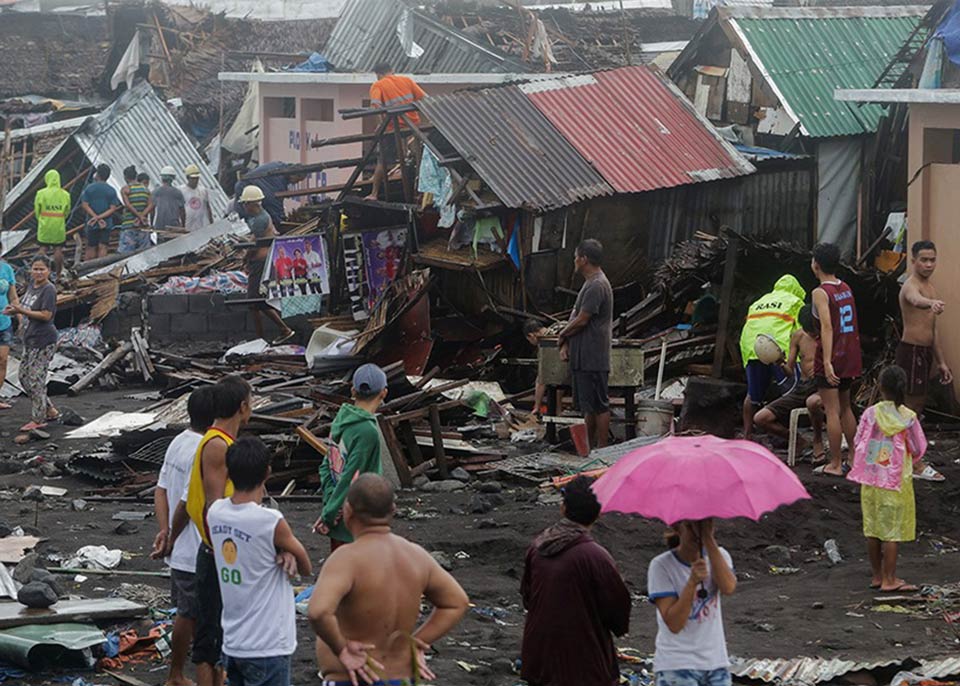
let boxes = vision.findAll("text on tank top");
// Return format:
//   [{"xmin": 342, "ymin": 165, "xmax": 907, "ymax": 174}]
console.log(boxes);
[{"xmin": 814, "ymin": 280, "xmax": 863, "ymax": 379}]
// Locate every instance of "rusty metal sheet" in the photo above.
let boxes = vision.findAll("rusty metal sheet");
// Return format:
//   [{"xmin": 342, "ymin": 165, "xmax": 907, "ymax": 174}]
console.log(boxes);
[
  {"xmin": 417, "ymin": 86, "xmax": 613, "ymax": 211},
  {"xmin": 729, "ymin": 656, "xmax": 906, "ymax": 684},
  {"xmin": 520, "ymin": 66, "xmax": 755, "ymax": 193}
]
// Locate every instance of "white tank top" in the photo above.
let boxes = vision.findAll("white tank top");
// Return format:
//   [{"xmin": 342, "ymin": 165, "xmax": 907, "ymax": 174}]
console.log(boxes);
[{"xmin": 207, "ymin": 499, "xmax": 296, "ymax": 658}]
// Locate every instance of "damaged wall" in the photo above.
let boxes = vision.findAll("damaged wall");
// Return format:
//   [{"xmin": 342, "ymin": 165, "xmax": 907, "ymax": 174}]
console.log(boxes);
[{"xmin": 529, "ymin": 159, "xmax": 815, "ymax": 300}]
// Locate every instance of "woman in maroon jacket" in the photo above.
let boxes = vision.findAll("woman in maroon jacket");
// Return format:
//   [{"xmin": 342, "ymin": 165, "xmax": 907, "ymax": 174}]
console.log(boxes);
[{"xmin": 521, "ymin": 477, "xmax": 631, "ymax": 686}]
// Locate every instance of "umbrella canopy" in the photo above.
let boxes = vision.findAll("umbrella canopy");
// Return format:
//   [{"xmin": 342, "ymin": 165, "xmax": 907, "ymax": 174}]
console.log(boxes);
[{"xmin": 592, "ymin": 435, "xmax": 810, "ymax": 525}]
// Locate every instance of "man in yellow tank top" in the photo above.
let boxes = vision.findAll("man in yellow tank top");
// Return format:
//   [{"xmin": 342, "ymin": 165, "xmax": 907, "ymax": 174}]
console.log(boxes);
[{"xmin": 169, "ymin": 376, "xmax": 251, "ymax": 686}]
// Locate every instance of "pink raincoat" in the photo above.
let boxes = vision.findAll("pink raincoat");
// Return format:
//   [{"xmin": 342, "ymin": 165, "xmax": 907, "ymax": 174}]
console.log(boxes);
[{"xmin": 848, "ymin": 401, "xmax": 927, "ymax": 492}]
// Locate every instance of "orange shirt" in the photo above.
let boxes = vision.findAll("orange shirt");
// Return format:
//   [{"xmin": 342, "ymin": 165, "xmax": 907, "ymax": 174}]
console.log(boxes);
[{"xmin": 369, "ymin": 74, "xmax": 426, "ymax": 127}]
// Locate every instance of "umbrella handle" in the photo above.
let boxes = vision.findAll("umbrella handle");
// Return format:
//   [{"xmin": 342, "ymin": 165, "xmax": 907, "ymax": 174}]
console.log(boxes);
[{"xmin": 695, "ymin": 520, "xmax": 708, "ymax": 599}]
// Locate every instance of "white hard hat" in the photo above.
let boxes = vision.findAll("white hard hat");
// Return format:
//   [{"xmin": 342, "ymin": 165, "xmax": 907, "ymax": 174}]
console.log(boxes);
[
  {"xmin": 754, "ymin": 333, "xmax": 784, "ymax": 365},
  {"xmin": 239, "ymin": 185, "xmax": 265, "ymax": 203},
  {"xmin": 184, "ymin": 163, "xmax": 201, "ymax": 177},
  {"xmin": 160, "ymin": 165, "xmax": 176, "ymax": 177}
]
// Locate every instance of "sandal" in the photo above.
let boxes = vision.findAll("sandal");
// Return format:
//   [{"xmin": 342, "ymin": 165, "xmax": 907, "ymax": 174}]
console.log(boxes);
[
  {"xmin": 914, "ymin": 465, "xmax": 945, "ymax": 482},
  {"xmin": 271, "ymin": 329, "xmax": 296, "ymax": 346}
]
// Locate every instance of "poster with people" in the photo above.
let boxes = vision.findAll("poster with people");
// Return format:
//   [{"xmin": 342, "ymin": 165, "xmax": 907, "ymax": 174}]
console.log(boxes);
[
  {"xmin": 361, "ymin": 228, "xmax": 407, "ymax": 310},
  {"xmin": 262, "ymin": 235, "xmax": 330, "ymax": 298}
]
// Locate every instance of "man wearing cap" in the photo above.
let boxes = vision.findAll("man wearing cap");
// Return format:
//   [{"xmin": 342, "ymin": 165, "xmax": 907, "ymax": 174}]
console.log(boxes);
[
  {"xmin": 314, "ymin": 364, "xmax": 388, "ymax": 552},
  {"xmin": 180, "ymin": 164, "xmax": 213, "ymax": 231},
  {"xmin": 152, "ymin": 166, "xmax": 186, "ymax": 231},
  {"xmin": 240, "ymin": 185, "xmax": 295, "ymax": 345},
  {"xmin": 738, "ymin": 274, "xmax": 806, "ymax": 440}
]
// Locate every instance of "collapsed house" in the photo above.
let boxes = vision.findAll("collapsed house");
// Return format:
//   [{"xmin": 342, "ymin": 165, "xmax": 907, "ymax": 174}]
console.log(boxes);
[
  {"xmin": 1, "ymin": 81, "xmax": 228, "ymax": 253},
  {"xmin": 667, "ymin": 5, "xmax": 929, "ymax": 257}
]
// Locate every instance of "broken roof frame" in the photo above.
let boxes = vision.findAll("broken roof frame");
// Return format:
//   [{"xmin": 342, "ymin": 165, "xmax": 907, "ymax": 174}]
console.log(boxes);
[
  {"xmin": 323, "ymin": 0, "xmax": 527, "ymax": 74},
  {"xmin": 668, "ymin": 5, "xmax": 929, "ymax": 139},
  {"xmin": 329, "ymin": 65, "xmax": 753, "ymax": 213}
]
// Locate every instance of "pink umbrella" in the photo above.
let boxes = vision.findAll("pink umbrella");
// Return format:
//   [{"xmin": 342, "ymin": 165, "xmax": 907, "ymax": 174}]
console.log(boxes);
[{"xmin": 592, "ymin": 435, "xmax": 810, "ymax": 524}]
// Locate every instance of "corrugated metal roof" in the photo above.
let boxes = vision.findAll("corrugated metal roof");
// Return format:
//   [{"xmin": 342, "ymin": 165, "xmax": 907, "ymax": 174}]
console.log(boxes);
[
  {"xmin": 324, "ymin": 0, "xmax": 524, "ymax": 74},
  {"xmin": 730, "ymin": 656, "xmax": 905, "ymax": 684},
  {"xmin": 416, "ymin": 86, "xmax": 613, "ymax": 211},
  {"xmin": 73, "ymin": 82, "xmax": 228, "ymax": 217},
  {"xmin": 918, "ymin": 656, "xmax": 960, "ymax": 679},
  {"xmin": 731, "ymin": 7, "xmax": 925, "ymax": 138},
  {"xmin": 519, "ymin": 67, "xmax": 754, "ymax": 194}
]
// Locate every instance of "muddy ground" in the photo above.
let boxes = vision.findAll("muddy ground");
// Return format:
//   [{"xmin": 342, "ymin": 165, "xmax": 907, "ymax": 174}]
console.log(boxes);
[{"xmin": 1, "ymin": 388, "xmax": 960, "ymax": 685}]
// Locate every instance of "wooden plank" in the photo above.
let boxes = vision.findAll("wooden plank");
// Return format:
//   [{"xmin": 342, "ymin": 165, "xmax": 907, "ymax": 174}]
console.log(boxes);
[
  {"xmin": 377, "ymin": 415, "xmax": 413, "ymax": 487},
  {"xmin": 712, "ymin": 237, "xmax": 739, "ymax": 378},
  {"xmin": 429, "ymin": 404, "xmax": 449, "ymax": 479},
  {"xmin": 0, "ymin": 598, "xmax": 146, "ymax": 629},
  {"xmin": 295, "ymin": 426, "xmax": 328, "ymax": 456},
  {"xmin": 396, "ymin": 419, "xmax": 425, "ymax": 467},
  {"xmin": 69, "ymin": 342, "xmax": 133, "ymax": 395}
]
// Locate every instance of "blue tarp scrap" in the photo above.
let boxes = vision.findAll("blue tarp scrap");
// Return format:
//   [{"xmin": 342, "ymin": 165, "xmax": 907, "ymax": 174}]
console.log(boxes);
[
  {"xmin": 287, "ymin": 52, "xmax": 332, "ymax": 73},
  {"xmin": 935, "ymin": 0, "xmax": 960, "ymax": 66},
  {"xmin": 0, "ymin": 663, "xmax": 25, "ymax": 683}
]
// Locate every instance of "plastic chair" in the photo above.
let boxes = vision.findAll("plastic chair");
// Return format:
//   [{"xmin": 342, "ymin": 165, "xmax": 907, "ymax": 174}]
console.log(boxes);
[{"xmin": 787, "ymin": 407, "xmax": 809, "ymax": 467}]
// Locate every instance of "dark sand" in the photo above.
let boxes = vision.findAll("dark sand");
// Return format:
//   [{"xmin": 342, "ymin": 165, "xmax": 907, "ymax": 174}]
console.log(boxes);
[{"xmin": 1, "ymin": 389, "xmax": 959, "ymax": 685}]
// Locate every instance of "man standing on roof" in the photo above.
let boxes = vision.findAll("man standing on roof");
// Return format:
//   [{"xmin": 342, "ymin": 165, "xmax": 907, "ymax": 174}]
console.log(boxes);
[
  {"xmin": 180, "ymin": 164, "xmax": 213, "ymax": 231},
  {"xmin": 153, "ymin": 167, "xmax": 186, "ymax": 231},
  {"xmin": 739, "ymin": 274, "xmax": 806, "ymax": 440},
  {"xmin": 367, "ymin": 62, "xmax": 426, "ymax": 201},
  {"xmin": 233, "ymin": 163, "xmax": 307, "ymax": 229},
  {"xmin": 34, "ymin": 170, "xmax": 71, "ymax": 277},
  {"xmin": 80, "ymin": 164, "xmax": 122, "ymax": 261}
]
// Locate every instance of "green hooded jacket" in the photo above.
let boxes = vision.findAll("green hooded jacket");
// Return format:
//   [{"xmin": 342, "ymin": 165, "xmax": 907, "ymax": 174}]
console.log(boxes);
[
  {"xmin": 34, "ymin": 170, "xmax": 71, "ymax": 245},
  {"xmin": 319, "ymin": 403, "xmax": 383, "ymax": 543},
  {"xmin": 739, "ymin": 274, "xmax": 806, "ymax": 366}
]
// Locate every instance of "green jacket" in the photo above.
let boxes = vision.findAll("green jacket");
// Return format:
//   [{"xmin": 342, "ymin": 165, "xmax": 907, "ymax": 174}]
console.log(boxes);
[
  {"xmin": 739, "ymin": 274, "xmax": 806, "ymax": 366},
  {"xmin": 319, "ymin": 403, "xmax": 383, "ymax": 543},
  {"xmin": 34, "ymin": 170, "xmax": 71, "ymax": 245}
]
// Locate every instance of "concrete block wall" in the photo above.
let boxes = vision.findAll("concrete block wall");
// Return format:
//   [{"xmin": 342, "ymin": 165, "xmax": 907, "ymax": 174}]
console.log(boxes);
[{"xmin": 101, "ymin": 293, "xmax": 266, "ymax": 343}]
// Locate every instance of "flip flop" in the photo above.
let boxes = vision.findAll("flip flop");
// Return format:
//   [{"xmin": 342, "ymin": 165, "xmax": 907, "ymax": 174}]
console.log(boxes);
[
  {"xmin": 19, "ymin": 421, "xmax": 47, "ymax": 432},
  {"xmin": 271, "ymin": 329, "xmax": 296, "ymax": 346},
  {"xmin": 914, "ymin": 465, "xmax": 946, "ymax": 482},
  {"xmin": 881, "ymin": 583, "xmax": 919, "ymax": 593},
  {"xmin": 813, "ymin": 464, "xmax": 846, "ymax": 477},
  {"xmin": 0, "ymin": 402, "xmax": 11, "ymax": 410},
  {"xmin": 869, "ymin": 582, "xmax": 881, "ymax": 590}
]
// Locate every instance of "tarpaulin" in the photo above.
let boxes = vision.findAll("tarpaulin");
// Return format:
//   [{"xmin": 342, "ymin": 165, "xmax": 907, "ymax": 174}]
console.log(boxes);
[
  {"xmin": 0, "ymin": 623, "xmax": 104, "ymax": 669},
  {"xmin": 287, "ymin": 52, "xmax": 331, "ymax": 73},
  {"xmin": 817, "ymin": 138, "xmax": 860, "ymax": 258},
  {"xmin": 154, "ymin": 271, "xmax": 248, "ymax": 295},
  {"xmin": 935, "ymin": 0, "xmax": 960, "ymax": 67}
]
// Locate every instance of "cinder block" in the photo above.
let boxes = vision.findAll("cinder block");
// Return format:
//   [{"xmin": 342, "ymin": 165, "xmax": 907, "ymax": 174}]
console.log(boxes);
[
  {"xmin": 149, "ymin": 314, "xmax": 172, "ymax": 338},
  {"xmin": 149, "ymin": 294, "xmax": 190, "ymax": 315},
  {"xmin": 187, "ymin": 294, "xmax": 226, "ymax": 313},
  {"xmin": 176, "ymin": 313, "xmax": 209, "ymax": 335},
  {"xmin": 208, "ymin": 313, "xmax": 239, "ymax": 333}
]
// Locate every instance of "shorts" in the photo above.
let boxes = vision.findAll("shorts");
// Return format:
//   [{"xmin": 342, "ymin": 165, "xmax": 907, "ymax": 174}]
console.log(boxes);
[
  {"xmin": 815, "ymin": 376, "xmax": 855, "ymax": 391},
  {"xmin": 657, "ymin": 669, "xmax": 732, "ymax": 686},
  {"xmin": 118, "ymin": 228, "xmax": 152, "ymax": 255},
  {"xmin": 745, "ymin": 360, "xmax": 787, "ymax": 405},
  {"xmin": 764, "ymin": 378, "xmax": 817, "ymax": 424},
  {"xmin": 84, "ymin": 224, "xmax": 112, "ymax": 247},
  {"xmin": 192, "ymin": 544, "xmax": 223, "ymax": 665},
  {"xmin": 0, "ymin": 327, "xmax": 12, "ymax": 347},
  {"xmin": 247, "ymin": 259, "xmax": 269, "ymax": 309},
  {"xmin": 37, "ymin": 235, "xmax": 65, "ymax": 248},
  {"xmin": 895, "ymin": 342, "xmax": 933, "ymax": 397},
  {"xmin": 225, "ymin": 655, "xmax": 291, "ymax": 686},
  {"xmin": 170, "ymin": 568, "xmax": 198, "ymax": 620},
  {"xmin": 572, "ymin": 370, "xmax": 610, "ymax": 415}
]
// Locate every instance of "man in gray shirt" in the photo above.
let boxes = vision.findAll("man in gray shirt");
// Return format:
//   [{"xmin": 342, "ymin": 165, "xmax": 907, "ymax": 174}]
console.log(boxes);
[
  {"xmin": 558, "ymin": 239, "xmax": 614, "ymax": 450},
  {"xmin": 152, "ymin": 167, "xmax": 186, "ymax": 230}
]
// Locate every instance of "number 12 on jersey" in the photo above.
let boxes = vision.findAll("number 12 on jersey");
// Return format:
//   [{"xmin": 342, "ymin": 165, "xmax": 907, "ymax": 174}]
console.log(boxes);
[{"xmin": 839, "ymin": 304, "xmax": 854, "ymax": 334}]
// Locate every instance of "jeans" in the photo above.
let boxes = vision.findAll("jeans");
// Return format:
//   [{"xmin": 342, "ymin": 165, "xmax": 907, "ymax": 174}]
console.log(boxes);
[
  {"xmin": 225, "ymin": 655, "xmax": 291, "ymax": 686},
  {"xmin": 657, "ymin": 669, "xmax": 732, "ymax": 686}
]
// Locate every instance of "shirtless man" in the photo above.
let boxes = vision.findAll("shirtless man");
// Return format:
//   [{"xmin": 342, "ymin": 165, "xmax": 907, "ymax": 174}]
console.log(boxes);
[
  {"xmin": 308, "ymin": 474, "xmax": 469, "ymax": 686},
  {"xmin": 897, "ymin": 240, "xmax": 951, "ymax": 482}
]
